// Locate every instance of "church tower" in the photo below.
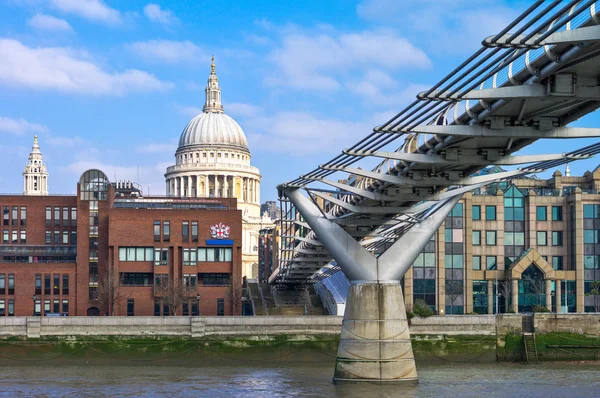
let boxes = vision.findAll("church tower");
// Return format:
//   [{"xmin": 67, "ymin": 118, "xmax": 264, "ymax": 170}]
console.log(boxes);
[{"xmin": 23, "ymin": 135, "xmax": 48, "ymax": 196}]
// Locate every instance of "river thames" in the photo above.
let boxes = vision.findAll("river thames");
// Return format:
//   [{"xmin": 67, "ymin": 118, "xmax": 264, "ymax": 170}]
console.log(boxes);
[{"xmin": 0, "ymin": 362, "xmax": 598, "ymax": 397}]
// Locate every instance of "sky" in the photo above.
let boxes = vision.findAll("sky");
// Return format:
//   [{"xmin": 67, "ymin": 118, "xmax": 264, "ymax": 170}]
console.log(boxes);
[{"xmin": 1, "ymin": 0, "xmax": 599, "ymax": 201}]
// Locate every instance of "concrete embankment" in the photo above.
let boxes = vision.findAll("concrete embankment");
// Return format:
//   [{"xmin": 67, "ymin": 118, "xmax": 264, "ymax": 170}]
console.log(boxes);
[{"xmin": 0, "ymin": 314, "xmax": 598, "ymax": 364}]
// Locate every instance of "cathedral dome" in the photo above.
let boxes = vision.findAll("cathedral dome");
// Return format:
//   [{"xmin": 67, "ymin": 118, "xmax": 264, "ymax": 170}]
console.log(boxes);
[
  {"xmin": 178, "ymin": 111, "xmax": 249, "ymax": 153},
  {"xmin": 176, "ymin": 56, "xmax": 249, "ymax": 154}
]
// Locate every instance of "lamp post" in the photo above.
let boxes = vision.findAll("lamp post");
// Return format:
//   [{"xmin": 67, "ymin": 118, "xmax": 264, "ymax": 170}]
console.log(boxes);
[
  {"xmin": 551, "ymin": 290, "xmax": 556, "ymax": 313},
  {"xmin": 32, "ymin": 294, "xmax": 37, "ymax": 316}
]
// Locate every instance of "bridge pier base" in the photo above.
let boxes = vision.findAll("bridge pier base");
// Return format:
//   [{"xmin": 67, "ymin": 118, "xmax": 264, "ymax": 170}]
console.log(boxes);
[{"xmin": 333, "ymin": 282, "xmax": 418, "ymax": 385}]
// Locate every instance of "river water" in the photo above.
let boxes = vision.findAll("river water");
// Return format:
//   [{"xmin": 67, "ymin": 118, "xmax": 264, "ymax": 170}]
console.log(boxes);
[{"xmin": 0, "ymin": 362, "xmax": 598, "ymax": 397}]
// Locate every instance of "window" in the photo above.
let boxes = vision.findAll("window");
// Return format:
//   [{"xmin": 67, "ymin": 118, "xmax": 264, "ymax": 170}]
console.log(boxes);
[
  {"xmin": 62, "ymin": 275, "xmax": 69, "ymax": 295},
  {"xmin": 71, "ymin": 230, "xmax": 77, "ymax": 245},
  {"xmin": 584, "ymin": 204, "xmax": 599, "ymax": 219},
  {"xmin": 485, "ymin": 206, "xmax": 496, "ymax": 220},
  {"xmin": 184, "ymin": 273, "xmax": 197, "ymax": 288},
  {"xmin": 201, "ymin": 273, "xmax": 231, "ymax": 286},
  {"xmin": 121, "ymin": 273, "xmax": 153, "ymax": 286},
  {"xmin": 154, "ymin": 274, "xmax": 168, "ymax": 289},
  {"xmin": 163, "ymin": 221, "xmax": 170, "ymax": 242},
  {"xmin": 183, "ymin": 248, "xmax": 198, "ymax": 266},
  {"xmin": 53, "ymin": 274, "xmax": 60, "ymax": 295},
  {"xmin": 8, "ymin": 274, "xmax": 14, "ymax": 295},
  {"xmin": 552, "ymin": 231, "xmax": 563, "ymax": 246},
  {"xmin": 0, "ymin": 275, "xmax": 4, "ymax": 295},
  {"xmin": 11, "ymin": 207, "xmax": 17, "ymax": 226},
  {"xmin": 44, "ymin": 300, "xmax": 50, "ymax": 314},
  {"xmin": 182, "ymin": 221, "xmax": 189, "ymax": 243},
  {"xmin": 191, "ymin": 221, "xmax": 198, "ymax": 243},
  {"xmin": 486, "ymin": 231, "xmax": 496, "ymax": 246},
  {"xmin": 53, "ymin": 300, "xmax": 60, "ymax": 314},
  {"xmin": 217, "ymin": 298, "xmax": 224, "ymax": 316},
  {"xmin": 2, "ymin": 230, "xmax": 7, "ymax": 244},
  {"xmin": 34, "ymin": 300, "xmax": 41, "ymax": 316},
  {"xmin": 20, "ymin": 230, "xmax": 26, "ymax": 244},
  {"xmin": 11, "ymin": 231, "xmax": 17, "ymax": 244},
  {"xmin": 44, "ymin": 274, "xmax": 50, "ymax": 295},
  {"xmin": 45, "ymin": 231, "xmax": 51, "ymax": 244},
  {"xmin": 537, "ymin": 231, "xmax": 547, "ymax": 246},
  {"xmin": 71, "ymin": 207, "xmax": 77, "ymax": 226},
  {"xmin": 154, "ymin": 248, "xmax": 168, "ymax": 266},
  {"xmin": 62, "ymin": 231, "xmax": 68, "ymax": 244},
  {"xmin": 0, "ymin": 300, "xmax": 4, "ymax": 316},
  {"xmin": 35, "ymin": 274, "xmax": 42, "ymax": 295},
  {"xmin": 486, "ymin": 256, "xmax": 497, "ymax": 270},
  {"xmin": 45, "ymin": 207, "xmax": 51, "ymax": 227},
  {"xmin": 20, "ymin": 207, "xmax": 26, "ymax": 227},
  {"xmin": 552, "ymin": 206, "xmax": 563, "ymax": 221},
  {"xmin": 472, "ymin": 256, "xmax": 481, "ymax": 270},
  {"xmin": 62, "ymin": 300, "xmax": 69, "ymax": 315},
  {"xmin": 153, "ymin": 221, "xmax": 160, "ymax": 242},
  {"xmin": 154, "ymin": 300, "xmax": 161, "ymax": 316},
  {"xmin": 53, "ymin": 231, "xmax": 60, "ymax": 244},
  {"xmin": 552, "ymin": 256, "xmax": 563, "ymax": 270},
  {"xmin": 127, "ymin": 299, "xmax": 134, "ymax": 316},
  {"xmin": 2, "ymin": 206, "xmax": 8, "ymax": 226},
  {"xmin": 198, "ymin": 247, "xmax": 233, "ymax": 262},
  {"xmin": 192, "ymin": 301, "xmax": 199, "ymax": 316},
  {"xmin": 54, "ymin": 207, "xmax": 60, "ymax": 226},
  {"xmin": 8, "ymin": 300, "xmax": 14, "ymax": 316},
  {"xmin": 472, "ymin": 205, "xmax": 481, "ymax": 221},
  {"xmin": 536, "ymin": 206, "xmax": 547, "ymax": 221},
  {"xmin": 472, "ymin": 230, "xmax": 481, "ymax": 246},
  {"xmin": 182, "ymin": 303, "xmax": 189, "ymax": 316},
  {"xmin": 119, "ymin": 247, "xmax": 154, "ymax": 262},
  {"xmin": 62, "ymin": 207, "xmax": 69, "ymax": 226}
]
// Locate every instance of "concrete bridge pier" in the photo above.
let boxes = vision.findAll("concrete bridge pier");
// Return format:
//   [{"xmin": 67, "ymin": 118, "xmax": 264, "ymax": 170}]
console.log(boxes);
[
  {"xmin": 334, "ymin": 282, "xmax": 417, "ymax": 384},
  {"xmin": 284, "ymin": 189, "xmax": 463, "ymax": 385}
]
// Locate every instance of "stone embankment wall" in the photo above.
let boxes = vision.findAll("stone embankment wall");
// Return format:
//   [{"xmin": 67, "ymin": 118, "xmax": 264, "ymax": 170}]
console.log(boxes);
[
  {"xmin": 0, "ymin": 314, "xmax": 598, "ymax": 339},
  {"xmin": 0, "ymin": 316, "xmax": 343, "ymax": 338}
]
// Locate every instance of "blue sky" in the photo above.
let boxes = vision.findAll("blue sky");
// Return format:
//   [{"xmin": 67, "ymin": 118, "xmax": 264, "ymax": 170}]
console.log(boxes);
[{"xmin": 0, "ymin": 0, "xmax": 599, "ymax": 201}]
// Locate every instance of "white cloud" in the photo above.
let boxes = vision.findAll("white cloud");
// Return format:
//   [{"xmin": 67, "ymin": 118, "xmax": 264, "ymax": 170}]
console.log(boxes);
[
  {"xmin": 50, "ymin": 0, "xmax": 121, "ymax": 25},
  {"xmin": 246, "ymin": 34, "xmax": 271, "ymax": 46},
  {"xmin": 356, "ymin": 0, "xmax": 517, "ymax": 53},
  {"xmin": 227, "ymin": 103, "xmax": 263, "ymax": 118},
  {"xmin": 45, "ymin": 135, "xmax": 87, "ymax": 147},
  {"xmin": 143, "ymin": 3, "xmax": 179, "ymax": 25},
  {"xmin": 136, "ymin": 143, "xmax": 176, "ymax": 153},
  {"xmin": 267, "ymin": 29, "xmax": 430, "ymax": 91},
  {"xmin": 178, "ymin": 106, "xmax": 202, "ymax": 118},
  {"xmin": 0, "ymin": 38, "xmax": 174, "ymax": 95},
  {"xmin": 0, "ymin": 116, "xmax": 49, "ymax": 135},
  {"xmin": 128, "ymin": 40, "xmax": 205, "ymax": 64},
  {"xmin": 28, "ymin": 13, "xmax": 73, "ymax": 32},
  {"xmin": 245, "ymin": 111, "xmax": 370, "ymax": 155}
]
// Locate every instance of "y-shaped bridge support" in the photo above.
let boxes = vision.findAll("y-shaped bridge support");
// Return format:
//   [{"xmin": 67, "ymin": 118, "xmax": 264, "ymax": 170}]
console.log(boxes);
[{"xmin": 285, "ymin": 189, "xmax": 461, "ymax": 384}]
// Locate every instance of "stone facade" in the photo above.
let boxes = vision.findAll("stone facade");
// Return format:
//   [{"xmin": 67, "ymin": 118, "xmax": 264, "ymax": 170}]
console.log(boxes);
[
  {"xmin": 164, "ymin": 58, "xmax": 273, "ymax": 280},
  {"xmin": 402, "ymin": 166, "xmax": 600, "ymax": 315}
]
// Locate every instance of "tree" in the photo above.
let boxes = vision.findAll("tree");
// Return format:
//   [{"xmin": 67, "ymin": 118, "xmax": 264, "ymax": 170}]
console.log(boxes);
[
  {"xmin": 444, "ymin": 278, "xmax": 464, "ymax": 315},
  {"xmin": 97, "ymin": 267, "xmax": 127, "ymax": 316},
  {"xmin": 585, "ymin": 280, "xmax": 600, "ymax": 312},
  {"xmin": 497, "ymin": 278, "xmax": 515, "ymax": 313},
  {"xmin": 154, "ymin": 276, "xmax": 197, "ymax": 316},
  {"xmin": 232, "ymin": 282, "xmax": 243, "ymax": 315}
]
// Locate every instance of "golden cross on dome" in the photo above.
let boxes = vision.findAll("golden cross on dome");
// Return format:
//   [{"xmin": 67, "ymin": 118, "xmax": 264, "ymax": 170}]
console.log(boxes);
[
  {"xmin": 34, "ymin": 135, "xmax": 38, "ymax": 145},
  {"xmin": 211, "ymin": 56, "xmax": 216, "ymax": 75}
]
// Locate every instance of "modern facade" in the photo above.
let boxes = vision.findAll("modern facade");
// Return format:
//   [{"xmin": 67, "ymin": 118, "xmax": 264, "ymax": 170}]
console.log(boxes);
[
  {"xmin": 261, "ymin": 201, "xmax": 279, "ymax": 221},
  {"xmin": 0, "ymin": 141, "xmax": 243, "ymax": 316},
  {"xmin": 164, "ymin": 58, "xmax": 273, "ymax": 280},
  {"xmin": 401, "ymin": 166, "xmax": 600, "ymax": 315}
]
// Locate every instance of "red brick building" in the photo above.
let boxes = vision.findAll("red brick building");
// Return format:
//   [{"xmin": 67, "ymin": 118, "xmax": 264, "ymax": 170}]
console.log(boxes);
[{"xmin": 0, "ymin": 168, "xmax": 243, "ymax": 316}]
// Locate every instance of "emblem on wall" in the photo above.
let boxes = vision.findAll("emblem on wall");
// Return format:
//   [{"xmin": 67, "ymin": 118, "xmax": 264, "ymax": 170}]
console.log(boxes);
[{"xmin": 210, "ymin": 223, "xmax": 231, "ymax": 239}]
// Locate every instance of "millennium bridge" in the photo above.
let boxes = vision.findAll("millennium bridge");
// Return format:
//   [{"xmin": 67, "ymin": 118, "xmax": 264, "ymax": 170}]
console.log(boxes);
[{"xmin": 270, "ymin": 1, "xmax": 600, "ymax": 384}]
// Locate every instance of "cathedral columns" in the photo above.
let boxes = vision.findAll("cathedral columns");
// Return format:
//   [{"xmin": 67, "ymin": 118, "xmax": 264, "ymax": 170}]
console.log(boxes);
[{"xmin": 174, "ymin": 177, "xmax": 179, "ymax": 197}]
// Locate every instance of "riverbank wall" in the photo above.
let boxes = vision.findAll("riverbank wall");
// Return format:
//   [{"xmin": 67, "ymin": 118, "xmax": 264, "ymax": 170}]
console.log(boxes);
[{"xmin": 0, "ymin": 314, "xmax": 598, "ymax": 364}]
